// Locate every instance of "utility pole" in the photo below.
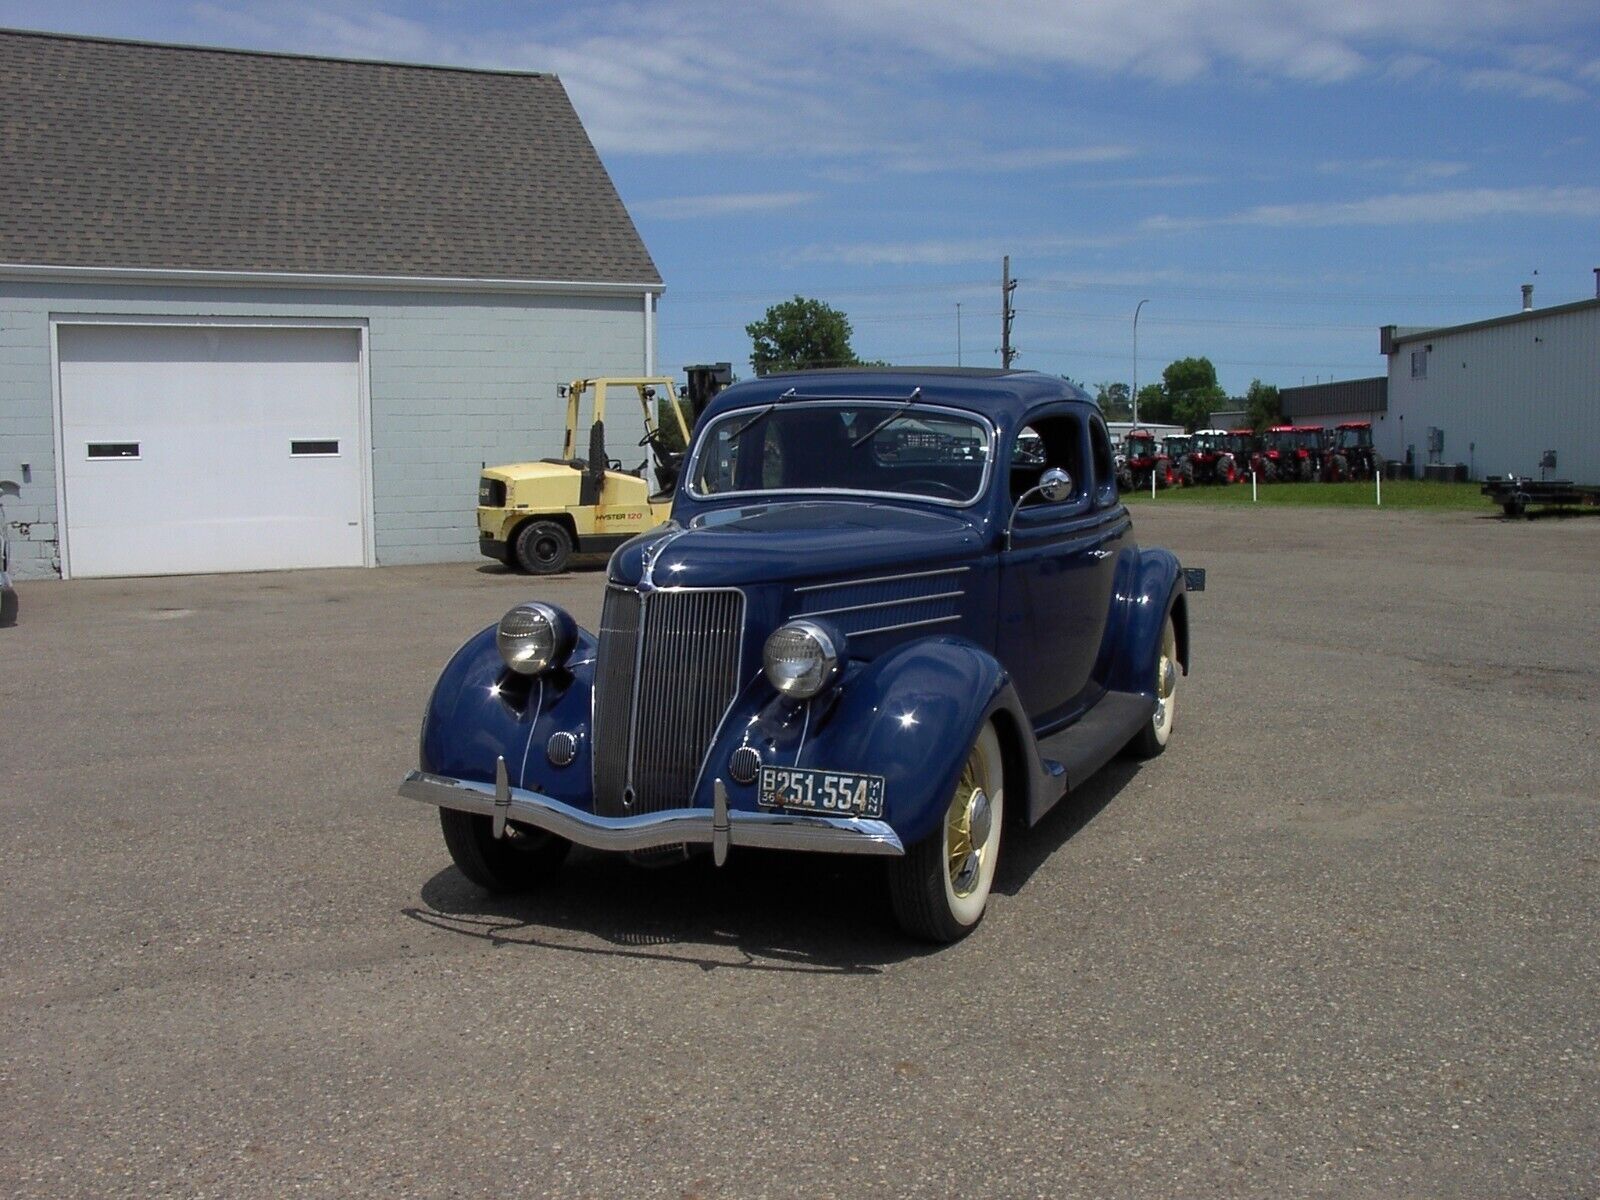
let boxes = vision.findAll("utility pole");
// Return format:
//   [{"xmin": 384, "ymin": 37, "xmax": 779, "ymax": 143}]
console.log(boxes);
[
  {"xmin": 956, "ymin": 302, "xmax": 962, "ymax": 367},
  {"xmin": 1000, "ymin": 257, "xmax": 1018, "ymax": 369},
  {"xmin": 1132, "ymin": 298, "xmax": 1149, "ymax": 425}
]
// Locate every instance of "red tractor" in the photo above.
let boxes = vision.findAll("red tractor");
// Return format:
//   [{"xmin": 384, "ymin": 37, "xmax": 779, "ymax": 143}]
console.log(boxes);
[
  {"xmin": 1179, "ymin": 428, "xmax": 1241, "ymax": 485},
  {"xmin": 1116, "ymin": 428, "xmax": 1176, "ymax": 491},
  {"xmin": 1261, "ymin": 424, "xmax": 1326, "ymax": 482},
  {"xmin": 1327, "ymin": 421, "xmax": 1383, "ymax": 481},
  {"xmin": 1225, "ymin": 428, "xmax": 1262, "ymax": 480}
]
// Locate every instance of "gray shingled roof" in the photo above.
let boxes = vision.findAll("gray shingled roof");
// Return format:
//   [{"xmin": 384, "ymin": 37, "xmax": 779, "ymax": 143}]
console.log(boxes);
[{"xmin": 0, "ymin": 29, "xmax": 662, "ymax": 285}]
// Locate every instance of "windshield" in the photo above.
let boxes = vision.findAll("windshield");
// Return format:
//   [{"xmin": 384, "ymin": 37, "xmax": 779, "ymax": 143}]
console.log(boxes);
[
  {"xmin": 1337, "ymin": 427, "xmax": 1371, "ymax": 449},
  {"xmin": 690, "ymin": 401, "xmax": 991, "ymax": 504},
  {"xmin": 1294, "ymin": 429, "xmax": 1324, "ymax": 449},
  {"xmin": 1191, "ymin": 433, "xmax": 1225, "ymax": 453},
  {"xmin": 1226, "ymin": 433, "xmax": 1254, "ymax": 454}
]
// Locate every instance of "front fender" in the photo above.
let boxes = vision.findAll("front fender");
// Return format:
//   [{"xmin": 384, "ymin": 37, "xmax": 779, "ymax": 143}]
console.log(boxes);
[
  {"xmin": 1105, "ymin": 547, "xmax": 1187, "ymax": 697},
  {"xmin": 699, "ymin": 637, "xmax": 1018, "ymax": 848},
  {"xmin": 418, "ymin": 623, "xmax": 600, "ymax": 807}
]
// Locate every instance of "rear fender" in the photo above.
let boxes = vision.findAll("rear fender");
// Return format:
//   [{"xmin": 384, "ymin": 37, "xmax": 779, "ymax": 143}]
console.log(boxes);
[{"xmin": 1106, "ymin": 547, "xmax": 1188, "ymax": 697}]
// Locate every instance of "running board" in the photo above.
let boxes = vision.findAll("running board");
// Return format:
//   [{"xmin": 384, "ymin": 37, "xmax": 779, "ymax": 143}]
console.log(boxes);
[{"xmin": 1034, "ymin": 691, "xmax": 1156, "ymax": 803}]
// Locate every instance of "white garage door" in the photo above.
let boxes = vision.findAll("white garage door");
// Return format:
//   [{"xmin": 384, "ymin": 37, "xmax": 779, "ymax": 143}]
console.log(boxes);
[{"xmin": 58, "ymin": 324, "xmax": 368, "ymax": 578}]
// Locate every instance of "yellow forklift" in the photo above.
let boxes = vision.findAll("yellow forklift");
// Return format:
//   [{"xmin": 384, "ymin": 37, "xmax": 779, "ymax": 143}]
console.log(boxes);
[{"xmin": 477, "ymin": 367, "xmax": 730, "ymax": 573}]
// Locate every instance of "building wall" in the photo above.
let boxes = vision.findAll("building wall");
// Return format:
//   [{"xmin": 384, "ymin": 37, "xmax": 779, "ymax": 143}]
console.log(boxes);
[
  {"xmin": 1384, "ymin": 304, "xmax": 1600, "ymax": 481},
  {"xmin": 0, "ymin": 279, "xmax": 653, "ymax": 579}
]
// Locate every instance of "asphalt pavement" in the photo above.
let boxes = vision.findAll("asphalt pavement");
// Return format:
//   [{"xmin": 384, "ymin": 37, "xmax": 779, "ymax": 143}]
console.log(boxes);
[{"xmin": 1, "ymin": 505, "xmax": 1596, "ymax": 1198}]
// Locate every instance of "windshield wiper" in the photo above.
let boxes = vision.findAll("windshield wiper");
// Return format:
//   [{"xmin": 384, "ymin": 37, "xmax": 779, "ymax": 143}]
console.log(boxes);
[
  {"xmin": 725, "ymin": 387, "xmax": 797, "ymax": 441},
  {"xmin": 848, "ymin": 387, "xmax": 922, "ymax": 449}
]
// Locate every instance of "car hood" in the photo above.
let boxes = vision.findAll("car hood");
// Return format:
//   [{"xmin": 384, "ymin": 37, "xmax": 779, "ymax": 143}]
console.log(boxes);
[{"xmin": 610, "ymin": 500, "xmax": 983, "ymax": 590}]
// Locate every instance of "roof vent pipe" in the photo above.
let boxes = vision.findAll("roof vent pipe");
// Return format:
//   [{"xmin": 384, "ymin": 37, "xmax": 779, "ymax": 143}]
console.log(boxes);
[
  {"xmin": 1593, "ymin": 267, "xmax": 1599, "ymax": 299},
  {"xmin": 1521, "ymin": 283, "xmax": 1534, "ymax": 311}
]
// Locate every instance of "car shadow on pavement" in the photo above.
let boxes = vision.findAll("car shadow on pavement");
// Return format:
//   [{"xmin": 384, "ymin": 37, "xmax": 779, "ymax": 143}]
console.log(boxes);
[
  {"xmin": 991, "ymin": 757, "xmax": 1141, "ymax": 897},
  {"xmin": 403, "ymin": 847, "xmax": 932, "ymax": 975}
]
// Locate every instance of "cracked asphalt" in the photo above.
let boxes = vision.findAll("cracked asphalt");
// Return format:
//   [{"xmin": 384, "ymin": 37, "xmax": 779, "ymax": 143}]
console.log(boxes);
[{"xmin": 1, "ymin": 504, "xmax": 1596, "ymax": 1198}]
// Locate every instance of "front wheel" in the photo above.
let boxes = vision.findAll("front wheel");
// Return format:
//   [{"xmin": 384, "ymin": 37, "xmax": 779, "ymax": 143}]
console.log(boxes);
[
  {"xmin": 1126, "ymin": 614, "xmax": 1178, "ymax": 759},
  {"xmin": 439, "ymin": 809, "xmax": 571, "ymax": 892},
  {"xmin": 889, "ymin": 721, "xmax": 1004, "ymax": 943}
]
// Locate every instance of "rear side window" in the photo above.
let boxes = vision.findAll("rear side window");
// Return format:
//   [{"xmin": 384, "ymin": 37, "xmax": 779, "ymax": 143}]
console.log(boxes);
[{"xmin": 1089, "ymin": 416, "xmax": 1115, "ymax": 501}]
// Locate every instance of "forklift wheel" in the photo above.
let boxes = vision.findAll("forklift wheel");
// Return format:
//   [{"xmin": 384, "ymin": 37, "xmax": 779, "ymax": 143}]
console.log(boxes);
[{"xmin": 514, "ymin": 520, "xmax": 574, "ymax": 574}]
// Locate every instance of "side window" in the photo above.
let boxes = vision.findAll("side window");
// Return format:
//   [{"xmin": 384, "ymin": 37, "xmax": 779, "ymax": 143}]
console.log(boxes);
[{"xmin": 1011, "ymin": 414, "xmax": 1087, "ymax": 507}]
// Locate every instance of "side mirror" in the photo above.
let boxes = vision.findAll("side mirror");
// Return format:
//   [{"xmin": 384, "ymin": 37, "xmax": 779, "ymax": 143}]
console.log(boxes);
[
  {"xmin": 1037, "ymin": 466, "xmax": 1073, "ymax": 503},
  {"xmin": 1004, "ymin": 466, "xmax": 1075, "ymax": 549}
]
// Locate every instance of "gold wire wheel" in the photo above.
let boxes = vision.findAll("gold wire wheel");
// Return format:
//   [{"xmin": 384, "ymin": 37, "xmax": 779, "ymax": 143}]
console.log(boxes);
[{"xmin": 945, "ymin": 744, "xmax": 993, "ymax": 899}]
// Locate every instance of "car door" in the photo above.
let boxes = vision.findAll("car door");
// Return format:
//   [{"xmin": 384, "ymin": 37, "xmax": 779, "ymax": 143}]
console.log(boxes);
[{"xmin": 997, "ymin": 409, "xmax": 1126, "ymax": 728}]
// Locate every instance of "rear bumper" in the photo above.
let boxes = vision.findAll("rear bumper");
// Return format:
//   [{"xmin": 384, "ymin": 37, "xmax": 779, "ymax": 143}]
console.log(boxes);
[{"xmin": 400, "ymin": 768, "xmax": 905, "ymax": 861}]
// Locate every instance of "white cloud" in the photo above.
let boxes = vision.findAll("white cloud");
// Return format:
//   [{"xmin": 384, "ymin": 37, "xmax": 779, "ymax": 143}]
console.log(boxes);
[
  {"xmin": 168, "ymin": 0, "xmax": 1597, "ymax": 174},
  {"xmin": 634, "ymin": 191, "xmax": 817, "ymax": 220},
  {"xmin": 791, "ymin": 230, "xmax": 1131, "ymax": 267},
  {"xmin": 1145, "ymin": 185, "xmax": 1600, "ymax": 231},
  {"xmin": 1317, "ymin": 158, "xmax": 1471, "ymax": 186},
  {"xmin": 1462, "ymin": 66, "xmax": 1588, "ymax": 102}
]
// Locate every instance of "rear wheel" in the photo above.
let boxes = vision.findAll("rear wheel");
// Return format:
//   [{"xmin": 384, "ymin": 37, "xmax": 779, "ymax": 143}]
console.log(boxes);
[
  {"xmin": 1328, "ymin": 453, "xmax": 1349, "ymax": 482},
  {"xmin": 1219, "ymin": 453, "xmax": 1236, "ymax": 484},
  {"xmin": 1127, "ymin": 614, "xmax": 1178, "ymax": 759},
  {"xmin": 1262, "ymin": 461, "xmax": 1278, "ymax": 483},
  {"xmin": 1179, "ymin": 460, "xmax": 1195, "ymax": 487},
  {"xmin": 1117, "ymin": 466, "xmax": 1134, "ymax": 492},
  {"xmin": 889, "ymin": 722, "xmax": 1004, "ymax": 943},
  {"xmin": 514, "ymin": 519, "xmax": 574, "ymax": 574},
  {"xmin": 439, "ymin": 809, "xmax": 571, "ymax": 892}
]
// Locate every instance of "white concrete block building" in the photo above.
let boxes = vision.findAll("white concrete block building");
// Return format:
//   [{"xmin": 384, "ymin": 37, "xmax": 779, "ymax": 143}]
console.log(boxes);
[
  {"xmin": 0, "ymin": 30, "xmax": 664, "ymax": 580},
  {"xmin": 1379, "ymin": 287, "xmax": 1600, "ymax": 482}
]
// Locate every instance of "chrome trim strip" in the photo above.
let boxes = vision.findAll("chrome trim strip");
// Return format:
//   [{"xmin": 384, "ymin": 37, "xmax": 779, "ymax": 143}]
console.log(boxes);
[
  {"xmin": 850, "ymin": 614, "xmax": 963, "ymax": 637},
  {"xmin": 803, "ymin": 589, "xmax": 964, "ymax": 618},
  {"xmin": 400, "ymin": 770, "xmax": 904, "ymax": 857},
  {"xmin": 684, "ymin": 399, "xmax": 997, "ymax": 509},
  {"xmin": 793, "ymin": 565, "xmax": 970, "ymax": 594}
]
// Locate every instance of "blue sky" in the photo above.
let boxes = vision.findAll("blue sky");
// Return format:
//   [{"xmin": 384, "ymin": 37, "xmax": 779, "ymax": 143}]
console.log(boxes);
[{"xmin": 6, "ymin": 1, "xmax": 1598, "ymax": 394}]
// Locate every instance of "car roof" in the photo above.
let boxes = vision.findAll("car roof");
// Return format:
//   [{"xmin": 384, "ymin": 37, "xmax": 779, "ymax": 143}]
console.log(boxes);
[{"xmin": 699, "ymin": 368, "xmax": 1094, "ymax": 427}]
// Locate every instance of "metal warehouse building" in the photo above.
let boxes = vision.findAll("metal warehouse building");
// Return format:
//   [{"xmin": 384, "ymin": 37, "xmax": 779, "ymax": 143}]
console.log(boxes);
[
  {"xmin": 1280, "ymin": 376, "xmax": 1387, "ymax": 430},
  {"xmin": 1379, "ymin": 284, "xmax": 1600, "ymax": 482},
  {"xmin": 0, "ymin": 30, "xmax": 663, "ymax": 581}
]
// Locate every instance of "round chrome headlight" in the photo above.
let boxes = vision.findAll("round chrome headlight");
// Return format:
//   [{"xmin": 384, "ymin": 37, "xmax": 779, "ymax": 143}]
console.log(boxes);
[
  {"xmin": 762, "ymin": 619, "xmax": 843, "ymax": 700},
  {"xmin": 496, "ymin": 602, "xmax": 574, "ymax": 675}
]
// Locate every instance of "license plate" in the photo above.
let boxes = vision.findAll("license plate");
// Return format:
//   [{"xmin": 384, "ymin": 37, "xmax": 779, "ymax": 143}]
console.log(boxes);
[{"xmin": 757, "ymin": 766, "xmax": 885, "ymax": 818}]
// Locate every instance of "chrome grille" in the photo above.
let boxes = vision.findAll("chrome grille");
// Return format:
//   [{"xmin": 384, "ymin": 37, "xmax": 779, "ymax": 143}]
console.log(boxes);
[
  {"xmin": 592, "ymin": 587, "xmax": 642, "ymax": 813},
  {"xmin": 592, "ymin": 586, "xmax": 745, "ymax": 816}
]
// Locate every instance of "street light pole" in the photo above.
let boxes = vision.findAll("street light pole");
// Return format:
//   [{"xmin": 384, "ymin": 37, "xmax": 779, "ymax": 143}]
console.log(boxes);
[{"xmin": 1132, "ymin": 298, "xmax": 1149, "ymax": 426}]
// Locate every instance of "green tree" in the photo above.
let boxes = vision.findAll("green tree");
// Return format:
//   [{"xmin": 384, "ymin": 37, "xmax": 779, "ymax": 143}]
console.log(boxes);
[
  {"xmin": 1094, "ymin": 381, "xmax": 1132, "ymax": 420},
  {"xmin": 1244, "ymin": 378, "xmax": 1281, "ymax": 431},
  {"xmin": 1160, "ymin": 356, "xmax": 1228, "ymax": 431},
  {"xmin": 1134, "ymin": 383, "xmax": 1171, "ymax": 424},
  {"xmin": 746, "ymin": 296, "xmax": 863, "ymax": 376}
]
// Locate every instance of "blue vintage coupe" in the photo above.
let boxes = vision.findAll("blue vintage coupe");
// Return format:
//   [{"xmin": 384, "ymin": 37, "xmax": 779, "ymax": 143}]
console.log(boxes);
[{"xmin": 402, "ymin": 369, "xmax": 1200, "ymax": 941}]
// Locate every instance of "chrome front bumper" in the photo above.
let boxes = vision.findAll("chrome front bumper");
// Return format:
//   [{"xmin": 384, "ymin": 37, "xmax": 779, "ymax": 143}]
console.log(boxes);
[{"xmin": 399, "ymin": 764, "xmax": 905, "ymax": 863}]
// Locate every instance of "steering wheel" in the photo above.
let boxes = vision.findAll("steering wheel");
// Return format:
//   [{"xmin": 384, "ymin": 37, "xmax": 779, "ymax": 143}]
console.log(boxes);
[
  {"xmin": 638, "ymin": 430, "xmax": 662, "ymax": 448},
  {"xmin": 903, "ymin": 478, "xmax": 967, "ymax": 500}
]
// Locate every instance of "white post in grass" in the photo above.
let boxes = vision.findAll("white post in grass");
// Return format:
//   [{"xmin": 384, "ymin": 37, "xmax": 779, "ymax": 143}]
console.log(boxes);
[
  {"xmin": 1151, "ymin": 470, "xmax": 1157, "ymax": 499},
  {"xmin": 1251, "ymin": 470, "xmax": 1258, "ymax": 503},
  {"xmin": 1376, "ymin": 469, "xmax": 1382, "ymax": 507}
]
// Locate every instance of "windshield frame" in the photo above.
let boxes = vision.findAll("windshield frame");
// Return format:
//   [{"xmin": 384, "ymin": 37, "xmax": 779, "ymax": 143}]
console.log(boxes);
[{"xmin": 684, "ymin": 397, "xmax": 998, "ymax": 509}]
